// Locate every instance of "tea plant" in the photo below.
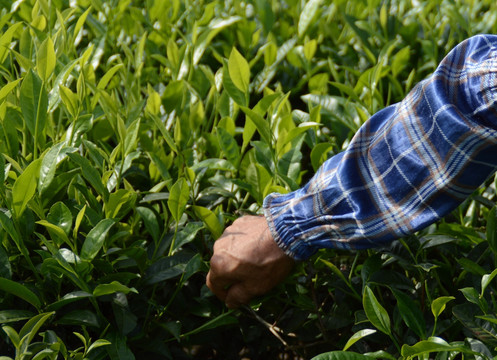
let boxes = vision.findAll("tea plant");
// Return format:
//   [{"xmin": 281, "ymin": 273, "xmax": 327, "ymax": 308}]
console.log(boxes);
[{"xmin": 0, "ymin": 0, "xmax": 497, "ymax": 359}]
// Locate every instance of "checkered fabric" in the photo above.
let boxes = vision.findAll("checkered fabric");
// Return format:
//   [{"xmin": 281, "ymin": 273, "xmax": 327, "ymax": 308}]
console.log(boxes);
[{"xmin": 263, "ymin": 34, "xmax": 497, "ymax": 260}]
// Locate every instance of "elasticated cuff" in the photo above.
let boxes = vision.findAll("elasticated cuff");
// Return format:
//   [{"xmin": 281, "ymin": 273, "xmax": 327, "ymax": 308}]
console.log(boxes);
[{"xmin": 263, "ymin": 193, "xmax": 317, "ymax": 261}]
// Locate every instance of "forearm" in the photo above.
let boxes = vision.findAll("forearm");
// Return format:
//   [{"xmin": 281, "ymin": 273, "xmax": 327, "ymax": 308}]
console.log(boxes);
[{"xmin": 264, "ymin": 34, "xmax": 497, "ymax": 261}]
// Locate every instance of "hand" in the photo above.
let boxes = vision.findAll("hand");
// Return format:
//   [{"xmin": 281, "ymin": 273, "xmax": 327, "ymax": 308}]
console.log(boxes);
[{"xmin": 206, "ymin": 215, "xmax": 295, "ymax": 308}]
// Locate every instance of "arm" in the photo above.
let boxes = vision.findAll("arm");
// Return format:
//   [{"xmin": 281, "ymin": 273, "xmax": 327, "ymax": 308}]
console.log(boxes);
[
  {"xmin": 266, "ymin": 34, "xmax": 497, "ymax": 260},
  {"xmin": 207, "ymin": 34, "xmax": 497, "ymax": 306}
]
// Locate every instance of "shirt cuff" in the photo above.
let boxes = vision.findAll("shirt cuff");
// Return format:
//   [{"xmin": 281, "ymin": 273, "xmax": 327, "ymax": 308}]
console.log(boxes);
[{"xmin": 263, "ymin": 192, "xmax": 320, "ymax": 261}]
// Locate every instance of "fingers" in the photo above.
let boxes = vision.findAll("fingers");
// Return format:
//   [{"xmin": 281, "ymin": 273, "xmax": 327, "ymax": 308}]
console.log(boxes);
[
  {"xmin": 206, "ymin": 269, "xmax": 229, "ymax": 302},
  {"xmin": 207, "ymin": 269, "xmax": 253, "ymax": 309},
  {"xmin": 224, "ymin": 283, "xmax": 254, "ymax": 309},
  {"xmin": 206, "ymin": 249, "xmax": 239, "ymax": 302}
]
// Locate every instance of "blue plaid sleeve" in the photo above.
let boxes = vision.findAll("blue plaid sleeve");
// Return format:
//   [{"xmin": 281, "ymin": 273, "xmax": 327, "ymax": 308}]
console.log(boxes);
[{"xmin": 263, "ymin": 34, "xmax": 497, "ymax": 261}]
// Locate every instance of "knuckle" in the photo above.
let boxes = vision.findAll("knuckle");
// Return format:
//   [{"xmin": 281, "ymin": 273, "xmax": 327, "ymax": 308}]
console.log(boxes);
[{"xmin": 209, "ymin": 254, "xmax": 223, "ymax": 271}]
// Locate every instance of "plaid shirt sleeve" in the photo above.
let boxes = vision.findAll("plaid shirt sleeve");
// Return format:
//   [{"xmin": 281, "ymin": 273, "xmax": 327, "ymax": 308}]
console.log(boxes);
[{"xmin": 263, "ymin": 34, "xmax": 497, "ymax": 261}]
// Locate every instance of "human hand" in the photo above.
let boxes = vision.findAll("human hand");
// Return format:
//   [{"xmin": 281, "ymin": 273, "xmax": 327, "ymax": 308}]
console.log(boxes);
[{"xmin": 206, "ymin": 215, "xmax": 295, "ymax": 309}]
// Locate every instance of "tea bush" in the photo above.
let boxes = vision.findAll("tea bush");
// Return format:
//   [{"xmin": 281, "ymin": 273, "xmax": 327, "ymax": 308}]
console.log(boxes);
[{"xmin": 1, "ymin": 0, "xmax": 497, "ymax": 359}]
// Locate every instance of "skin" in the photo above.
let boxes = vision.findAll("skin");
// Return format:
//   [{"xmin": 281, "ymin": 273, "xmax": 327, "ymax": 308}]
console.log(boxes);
[{"xmin": 206, "ymin": 215, "xmax": 295, "ymax": 309}]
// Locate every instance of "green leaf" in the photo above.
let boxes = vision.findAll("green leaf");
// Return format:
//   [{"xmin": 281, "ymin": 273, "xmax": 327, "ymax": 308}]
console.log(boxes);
[
  {"xmin": 18, "ymin": 312, "xmax": 55, "ymax": 349},
  {"xmin": 87, "ymin": 339, "xmax": 112, "ymax": 353},
  {"xmin": 414, "ymin": 262, "xmax": 439, "ymax": 272},
  {"xmin": 481, "ymin": 268, "xmax": 497, "ymax": 297},
  {"xmin": 93, "ymin": 281, "xmax": 138, "ymax": 297},
  {"xmin": 320, "ymin": 259, "xmax": 350, "ymax": 285},
  {"xmin": 361, "ymin": 254, "xmax": 382, "ymax": 284},
  {"xmin": 298, "ymin": 0, "xmax": 324, "ymax": 37},
  {"xmin": 180, "ymin": 310, "xmax": 237, "ymax": 338},
  {"xmin": 105, "ymin": 189, "xmax": 137, "ymax": 220},
  {"xmin": 31, "ymin": 349, "xmax": 58, "ymax": 360},
  {"xmin": 253, "ymin": 93, "xmax": 281, "ymax": 115},
  {"xmin": 48, "ymin": 58, "xmax": 79, "ymax": 111},
  {"xmin": 183, "ymin": 253, "xmax": 204, "ymax": 282},
  {"xmin": 0, "ymin": 211, "xmax": 21, "ymax": 250},
  {"xmin": 304, "ymin": 39, "xmax": 318, "ymax": 61},
  {"xmin": 228, "ymin": 47, "xmax": 250, "ymax": 93},
  {"xmin": 40, "ymin": 252, "xmax": 89, "ymax": 293},
  {"xmin": 192, "ymin": 16, "xmax": 241, "ymax": 65},
  {"xmin": 0, "ymin": 79, "xmax": 21, "ymax": 104},
  {"xmin": 486, "ymin": 206, "xmax": 497, "ymax": 256},
  {"xmin": 217, "ymin": 127, "xmax": 241, "ymax": 165},
  {"xmin": 166, "ymin": 38, "xmax": 179, "ymax": 70},
  {"xmin": 280, "ymin": 121, "xmax": 320, "ymax": 149},
  {"xmin": 80, "ymin": 219, "xmax": 115, "ymax": 261},
  {"xmin": 73, "ymin": 205, "xmax": 86, "ymax": 240},
  {"xmin": 146, "ymin": 85, "xmax": 161, "ymax": 115},
  {"xmin": 57, "ymin": 310, "xmax": 99, "ymax": 327},
  {"xmin": 167, "ymin": 177, "xmax": 189, "ymax": 222},
  {"xmin": 255, "ymin": 0, "xmax": 274, "ymax": 35},
  {"xmin": 311, "ymin": 351, "xmax": 375, "ymax": 360},
  {"xmin": 301, "ymin": 94, "xmax": 360, "ymax": 132},
  {"xmin": 343, "ymin": 329, "xmax": 376, "ymax": 351},
  {"xmin": 459, "ymin": 287, "xmax": 481, "ymax": 306},
  {"xmin": 453, "ymin": 303, "xmax": 495, "ymax": 343},
  {"xmin": 343, "ymin": 15, "xmax": 376, "ymax": 63},
  {"xmin": 136, "ymin": 207, "xmax": 160, "ymax": 243},
  {"xmin": 19, "ymin": 70, "xmax": 48, "ymax": 149},
  {"xmin": 161, "ymin": 321, "xmax": 181, "ymax": 341},
  {"xmin": 47, "ymin": 202, "xmax": 73, "ymax": 235},
  {"xmin": 65, "ymin": 114, "xmax": 94, "ymax": 147},
  {"xmin": 223, "ymin": 58, "xmax": 247, "ymax": 106},
  {"xmin": 392, "ymin": 289, "xmax": 426, "ymax": 339},
  {"xmin": 36, "ymin": 220, "xmax": 71, "ymax": 248},
  {"xmin": 190, "ymin": 158, "xmax": 237, "ymax": 173},
  {"xmin": 0, "ymin": 244, "xmax": 11, "ymax": 279},
  {"xmin": 475, "ymin": 314, "xmax": 497, "ymax": 325},
  {"xmin": 0, "ymin": 22, "xmax": 23, "ymax": 63},
  {"xmin": 263, "ymin": 41, "xmax": 277, "ymax": 66},
  {"xmin": 59, "ymin": 85, "xmax": 79, "ymax": 117},
  {"xmin": 311, "ymin": 143, "xmax": 334, "ymax": 171},
  {"xmin": 0, "ymin": 310, "xmax": 35, "ymax": 324},
  {"xmin": 163, "ymin": 80, "xmax": 183, "ymax": 113},
  {"xmin": 329, "ymin": 81, "xmax": 362, "ymax": 103},
  {"xmin": 401, "ymin": 337, "xmax": 474, "ymax": 357},
  {"xmin": 2, "ymin": 325, "xmax": 20, "ymax": 349},
  {"xmin": 363, "ymin": 285, "xmax": 391, "ymax": 335},
  {"xmin": 45, "ymin": 291, "xmax": 92, "ymax": 311},
  {"xmin": 68, "ymin": 152, "xmax": 109, "ymax": 202},
  {"xmin": 457, "ymin": 257, "xmax": 487, "ymax": 276},
  {"xmin": 124, "ymin": 118, "xmax": 141, "ymax": 156},
  {"xmin": 38, "ymin": 143, "xmax": 76, "ymax": 195},
  {"xmin": 240, "ymin": 93, "xmax": 279, "ymax": 152},
  {"xmin": 431, "ymin": 296, "xmax": 455, "ymax": 319},
  {"xmin": 144, "ymin": 255, "xmax": 187, "ymax": 285},
  {"xmin": 149, "ymin": 112, "xmax": 178, "ymax": 154},
  {"xmin": 240, "ymin": 106, "xmax": 271, "ymax": 145},
  {"xmin": 105, "ymin": 331, "xmax": 136, "ymax": 360},
  {"xmin": 73, "ymin": 6, "xmax": 91, "ymax": 40},
  {"xmin": 12, "ymin": 158, "xmax": 41, "ymax": 217},
  {"xmin": 97, "ymin": 63, "xmax": 124, "ymax": 90},
  {"xmin": 192, "ymin": 205, "xmax": 223, "ymax": 239},
  {"xmin": 242, "ymin": 115, "xmax": 257, "ymax": 153},
  {"xmin": 253, "ymin": 38, "xmax": 297, "ymax": 93},
  {"xmin": 392, "ymin": 46, "xmax": 411, "ymax": 77},
  {"xmin": 170, "ymin": 222, "xmax": 204, "ymax": 254},
  {"xmin": 37, "ymin": 37, "xmax": 56, "ymax": 81}
]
